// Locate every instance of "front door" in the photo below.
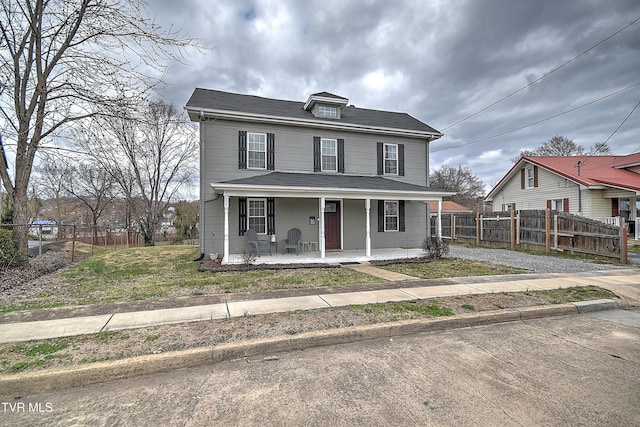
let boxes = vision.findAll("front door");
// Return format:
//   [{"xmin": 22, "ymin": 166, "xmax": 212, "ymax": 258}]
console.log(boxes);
[{"xmin": 324, "ymin": 201, "xmax": 341, "ymax": 250}]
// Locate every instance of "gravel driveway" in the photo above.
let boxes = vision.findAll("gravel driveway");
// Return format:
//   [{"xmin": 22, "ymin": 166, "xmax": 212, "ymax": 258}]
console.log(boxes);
[{"xmin": 449, "ymin": 245, "xmax": 629, "ymax": 274}]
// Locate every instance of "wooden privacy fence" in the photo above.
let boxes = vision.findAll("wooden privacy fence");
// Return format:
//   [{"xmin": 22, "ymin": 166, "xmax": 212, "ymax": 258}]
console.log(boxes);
[{"xmin": 431, "ymin": 209, "xmax": 628, "ymax": 262}]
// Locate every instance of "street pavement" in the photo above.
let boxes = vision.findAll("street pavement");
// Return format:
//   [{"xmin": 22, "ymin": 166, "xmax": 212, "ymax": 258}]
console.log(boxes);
[{"xmin": 1, "ymin": 309, "xmax": 639, "ymax": 426}]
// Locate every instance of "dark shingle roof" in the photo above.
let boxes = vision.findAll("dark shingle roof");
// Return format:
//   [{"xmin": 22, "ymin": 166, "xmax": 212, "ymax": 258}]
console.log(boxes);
[
  {"xmin": 186, "ymin": 88, "xmax": 441, "ymax": 135},
  {"xmin": 217, "ymin": 172, "xmax": 449, "ymax": 193}
]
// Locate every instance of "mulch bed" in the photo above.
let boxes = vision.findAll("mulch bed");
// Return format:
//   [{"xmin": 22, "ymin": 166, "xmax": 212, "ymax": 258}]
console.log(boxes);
[{"xmin": 198, "ymin": 256, "xmax": 435, "ymax": 273}]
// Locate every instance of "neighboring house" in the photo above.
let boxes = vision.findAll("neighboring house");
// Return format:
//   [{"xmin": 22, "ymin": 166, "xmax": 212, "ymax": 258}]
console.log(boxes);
[
  {"xmin": 185, "ymin": 89, "xmax": 453, "ymax": 263},
  {"xmin": 485, "ymin": 154, "xmax": 640, "ymax": 234},
  {"xmin": 29, "ymin": 220, "xmax": 58, "ymax": 237},
  {"xmin": 428, "ymin": 201, "xmax": 474, "ymax": 216}
]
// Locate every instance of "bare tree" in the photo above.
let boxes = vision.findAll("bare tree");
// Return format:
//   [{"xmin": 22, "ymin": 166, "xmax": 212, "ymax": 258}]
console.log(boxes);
[
  {"xmin": 0, "ymin": 0, "xmax": 194, "ymax": 253},
  {"xmin": 429, "ymin": 165, "xmax": 486, "ymax": 209},
  {"xmin": 34, "ymin": 152, "xmax": 73, "ymax": 239},
  {"xmin": 513, "ymin": 136, "xmax": 611, "ymax": 161},
  {"xmin": 63, "ymin": 161, "xmax": 116, "ymax": 233},
  {"xmin": 76, "ymin": 100, "xmax": 197, "ymax": 245}
]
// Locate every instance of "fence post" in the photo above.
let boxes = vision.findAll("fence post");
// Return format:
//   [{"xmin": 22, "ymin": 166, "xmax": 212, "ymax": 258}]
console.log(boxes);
[
  {"xmin": 620, "ymin": 218, "xmax": 628, "ymax": 262},
  {"xmin": 545, "ymin": 209, "xmax": 551, "ymax": 254},
  {"xmin": 451, "ymin": 214, "xmax": 456, "ymax": 240},
  {"xmin": 510, "ymin": 210, "xmax": 515, "ymax": 250},
  {"xmin": 71, "ymin": 225, "xmax": 76, "ymax": 262},
  {"xmin": 516, "ymin": 212, "xmax": 521, "ymax": 244},
  {"xmin": 476, "ymin": 214, "xmax": 481, "ymax": 246},
  {"xmin": 553, "ymin": 214, "xmax": 558, "ymax": 250},
  {"xmin": 38, "ymin": 224, "xmax": 43, "ymax": 256}
]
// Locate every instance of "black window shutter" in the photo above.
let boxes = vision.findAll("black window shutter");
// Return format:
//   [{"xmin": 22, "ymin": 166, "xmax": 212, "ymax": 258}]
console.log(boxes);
[
  {"xmin": 399, "ymin": 200, "xmax": 405, "ymax": 232},
  {"xmin": 267, "ymin": 197, "xmax": 275, "ymax": 235},
  {"xmin": 398, "ymin": 144, "xmax": 405, "ymax": 176},
  {"xmin": 267, "ymin": 133, "xmax": 275, "ymax": 170},
  {"xmin": 533, "ymin": 166, "xmax": 539, "ymax": 188},
  {"xmin": 238, "ymin": 197, "xmax": 247, "ymax": 236},
  {"xmin": 378, "ymin": 200, "xmax": 384, "ymax": 232},
  {"xmin": 313, "ymin": 136, "xmax": 321, "ymax": 172},
  {"xmin": 377, "ymin": 142, "xmax": 383, "ymax": 175},
  {"xmin": 238, "ymin": 131, "xmax": 247, "ymax": 169},
  {"xmin": 520, "ymin": 169, "xmax": 525, "ymax": 189},
  {"xmin": 337, "ymin": 138, "xmax": 345, "ymax": 173}
]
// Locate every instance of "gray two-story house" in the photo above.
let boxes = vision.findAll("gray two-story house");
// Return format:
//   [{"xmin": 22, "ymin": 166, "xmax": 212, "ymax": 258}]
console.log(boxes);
[{"xmin": 185, "ymin": 89, "xmax": 453, "ymax": 264}]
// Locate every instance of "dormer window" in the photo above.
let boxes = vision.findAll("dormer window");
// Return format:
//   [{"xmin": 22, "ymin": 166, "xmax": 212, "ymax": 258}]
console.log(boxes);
[
  {"xmin": 318, "ymin": 105, "xmax": 337, "ymax": 118},
  {"xmin": 304, "ymin": 92, "xmax": 348, "ymax": 119}
]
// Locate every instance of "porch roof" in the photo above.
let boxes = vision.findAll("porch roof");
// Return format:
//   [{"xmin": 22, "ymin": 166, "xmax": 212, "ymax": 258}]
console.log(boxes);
[{"xmin": 212, "ymin": 172, "xmax": 455, "ymax": 200}]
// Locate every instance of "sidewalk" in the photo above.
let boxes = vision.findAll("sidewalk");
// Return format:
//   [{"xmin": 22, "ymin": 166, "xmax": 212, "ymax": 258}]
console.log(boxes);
[{"xmin": 1, "ymin": 268, "xmax": 638, "ymax": 344}]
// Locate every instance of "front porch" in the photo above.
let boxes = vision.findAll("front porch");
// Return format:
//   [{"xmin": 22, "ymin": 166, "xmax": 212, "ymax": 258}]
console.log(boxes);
[{"xmin": 226, "ymin": 247, "xmax": 426, "ymax": 265}]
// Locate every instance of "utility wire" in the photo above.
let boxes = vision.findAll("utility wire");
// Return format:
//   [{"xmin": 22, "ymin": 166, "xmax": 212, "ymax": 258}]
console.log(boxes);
[
  {"xmin": 441, "ymin": 16, "xmax": 640, "ymax": 131},
  {"xmin": 431, "ymin": 81, "xmax": 640, "ymax": 153},
  {"xmin": 602, "ymin": 98, "xmax": 640, "ymax": 146}
]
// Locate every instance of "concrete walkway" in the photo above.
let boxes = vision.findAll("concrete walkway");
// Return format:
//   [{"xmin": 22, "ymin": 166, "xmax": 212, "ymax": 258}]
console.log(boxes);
[{"xmin": 0, "ymin": 269, "xmax": 638, "ymax": 344}]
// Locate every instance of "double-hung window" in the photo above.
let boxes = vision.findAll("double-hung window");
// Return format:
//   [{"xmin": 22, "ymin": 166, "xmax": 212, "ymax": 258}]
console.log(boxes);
[
  {"xmin": 384, "ymin": 144, "xmax": 398, "ymax": 175},
  {"xmin": 384, "ymin": 201, "xmax": 399, "ymax": 231},
  {"xmin": 248, "ymin": 199, "xmax": 266, "ymax": 234},
  {"xmin": 248, "ymin": 133, "xmax": 266, "ymax": 169},
  {"xmin": 321, "ymin": 138, "xmax": 337, "ymax": 172},
  {"xmin": 526, "ymin": 166, "xmax": 535, "ymax": 188}
]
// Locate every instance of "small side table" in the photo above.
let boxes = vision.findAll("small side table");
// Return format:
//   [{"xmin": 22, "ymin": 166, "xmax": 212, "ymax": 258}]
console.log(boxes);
[{"xmin": 309, "ymin": 241, "xmax": 318, "ymax": 251}]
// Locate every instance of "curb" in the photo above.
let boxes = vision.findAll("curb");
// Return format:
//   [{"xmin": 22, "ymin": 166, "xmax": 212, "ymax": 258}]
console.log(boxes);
[{"xmin": 0, "ymin": 299, "xmax": 620, "ymax": 396}]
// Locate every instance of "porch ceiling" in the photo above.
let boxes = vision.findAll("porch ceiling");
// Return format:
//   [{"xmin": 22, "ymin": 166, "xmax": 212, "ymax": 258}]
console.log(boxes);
[{"xmin": 212, "ymin": 172, "xmax": 455, "ymax": 201}]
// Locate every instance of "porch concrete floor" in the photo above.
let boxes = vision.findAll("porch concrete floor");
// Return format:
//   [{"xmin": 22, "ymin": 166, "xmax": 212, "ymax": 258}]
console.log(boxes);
[{"xmin": 225, "ymin": 248, "xmax": 425, "ymax": 265}]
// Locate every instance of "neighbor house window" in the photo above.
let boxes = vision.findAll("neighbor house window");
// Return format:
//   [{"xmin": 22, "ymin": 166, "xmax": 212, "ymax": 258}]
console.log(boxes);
[
  {"xmin": 321, "ymin": 138, "xmax": 337, "ymax": 171},
  {"xmin": 526, "ymin": 166, "xmax": 535, "ymax": 188},
  {"xmin": 384, "ymin": 201, "xmax": 399, "ymax": 231},
  {"xmin": 248, "ymin": 133, "xmax": 266, "ymax": 169},
  {"xmin": 551, "ymin": 199, "xmax": 563, "ymax": 211},
  {"xmin": 248, "ymin": 199, "xmax": 266, "ymax": 233},
  {"xmin": 384, "ymin": 144, "xmax": 398, "ymax": 175},
  {"xmin": 318, "ymin": 105, "xmax": 337, "ymax": 118}
]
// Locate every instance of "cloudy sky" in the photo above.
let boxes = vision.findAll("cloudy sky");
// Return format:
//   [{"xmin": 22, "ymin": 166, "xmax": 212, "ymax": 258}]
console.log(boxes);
[{"xmin": 155, "ymin": 0, "xmax": 640, "ymax": 191}]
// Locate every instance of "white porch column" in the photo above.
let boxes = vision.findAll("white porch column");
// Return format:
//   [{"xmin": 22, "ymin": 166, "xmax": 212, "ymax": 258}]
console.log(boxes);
[
  {"xmin": 223, "ymin": 194, "xmax": 230, "ymax": 263},
  {"xmin": 319, "ymin": 197, "xmax": 326, "ymax": 259},
  {"xmin": 437, "ymin": 199, "xmax": 443, "ymax": 240},
  {"xmin": 365, "ymin": 198, "xmax": 371, "ymax": 257}
]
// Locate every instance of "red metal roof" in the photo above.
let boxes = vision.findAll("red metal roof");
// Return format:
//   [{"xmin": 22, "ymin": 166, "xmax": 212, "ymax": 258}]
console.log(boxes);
[{"xmin": 487, "ymin": 153, "xmax": 640, "ymax": 199}]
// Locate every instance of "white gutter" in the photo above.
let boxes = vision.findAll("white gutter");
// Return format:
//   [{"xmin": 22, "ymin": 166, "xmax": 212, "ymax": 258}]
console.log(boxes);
[{"xmin": 211, "ymin": 182, "xmax": 456, "ymax": 201}]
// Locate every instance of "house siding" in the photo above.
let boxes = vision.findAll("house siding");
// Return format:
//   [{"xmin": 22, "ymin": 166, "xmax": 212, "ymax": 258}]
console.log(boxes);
[
  {"xmin": 198, "ymin": 118, "xmax": 432, "ymax": 256},
  {"xmin": 201, "ymin": 120, "xmax": 428, "ymax": 186},
  {"xmin": 492, "ymin": 165, "xmax": 578, "ymax": 212}
]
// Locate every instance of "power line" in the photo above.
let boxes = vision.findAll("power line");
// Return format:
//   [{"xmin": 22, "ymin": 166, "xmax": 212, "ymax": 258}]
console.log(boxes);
[
  {"xmin": 431, "ymin": 81, "xmax": 640, "ymax": 153},
  {"xmin": 602, "ymin": 98, "xmax": 640, "ymax": 146},
  {"xmin": 442, "ymin": 16, "xmax": 640, "ymax": 131}
]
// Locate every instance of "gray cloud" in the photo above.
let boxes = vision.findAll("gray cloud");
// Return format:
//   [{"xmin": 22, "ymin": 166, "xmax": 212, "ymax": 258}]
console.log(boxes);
[{"xmin": 154, "ymin": 0, "xmax": 640, "ymax": 192}]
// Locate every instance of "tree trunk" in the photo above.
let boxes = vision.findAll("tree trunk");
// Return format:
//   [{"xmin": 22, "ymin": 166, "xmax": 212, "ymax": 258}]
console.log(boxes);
[{"xmin": 11, "ymin": 189, "xmax": 29, "ymax": 255}]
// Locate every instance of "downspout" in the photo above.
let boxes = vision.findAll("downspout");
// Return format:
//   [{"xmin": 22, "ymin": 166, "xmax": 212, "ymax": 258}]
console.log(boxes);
[{"xmin": 426, "ymin": 136, "xmax": 432, "ymax": 238}]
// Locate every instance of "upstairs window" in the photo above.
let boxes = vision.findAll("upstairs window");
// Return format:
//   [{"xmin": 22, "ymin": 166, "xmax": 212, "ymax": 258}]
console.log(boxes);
[
  {"xmin": 318, "ymin": 105, "xmax": 337, "ymax": 118},
  {"xmin": 321, "ymin": 139, "xmax": 337, "ymax": 171},
  {"xmin": 248, "ymin": 133, "xmax": 266, "ymax": 169},
  {"xmin": 526, "ymin": 166, "xmax": 535, "ymax": 188},
  {"xmin": 384, "ymin": 143, "xmax": 398, "ymax": 175}
]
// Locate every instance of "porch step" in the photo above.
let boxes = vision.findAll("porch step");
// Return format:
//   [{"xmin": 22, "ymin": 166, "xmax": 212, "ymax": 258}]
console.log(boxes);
[{"xmin": 342, "ymin": 262, "xmax": 417, "ymax": 282}]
